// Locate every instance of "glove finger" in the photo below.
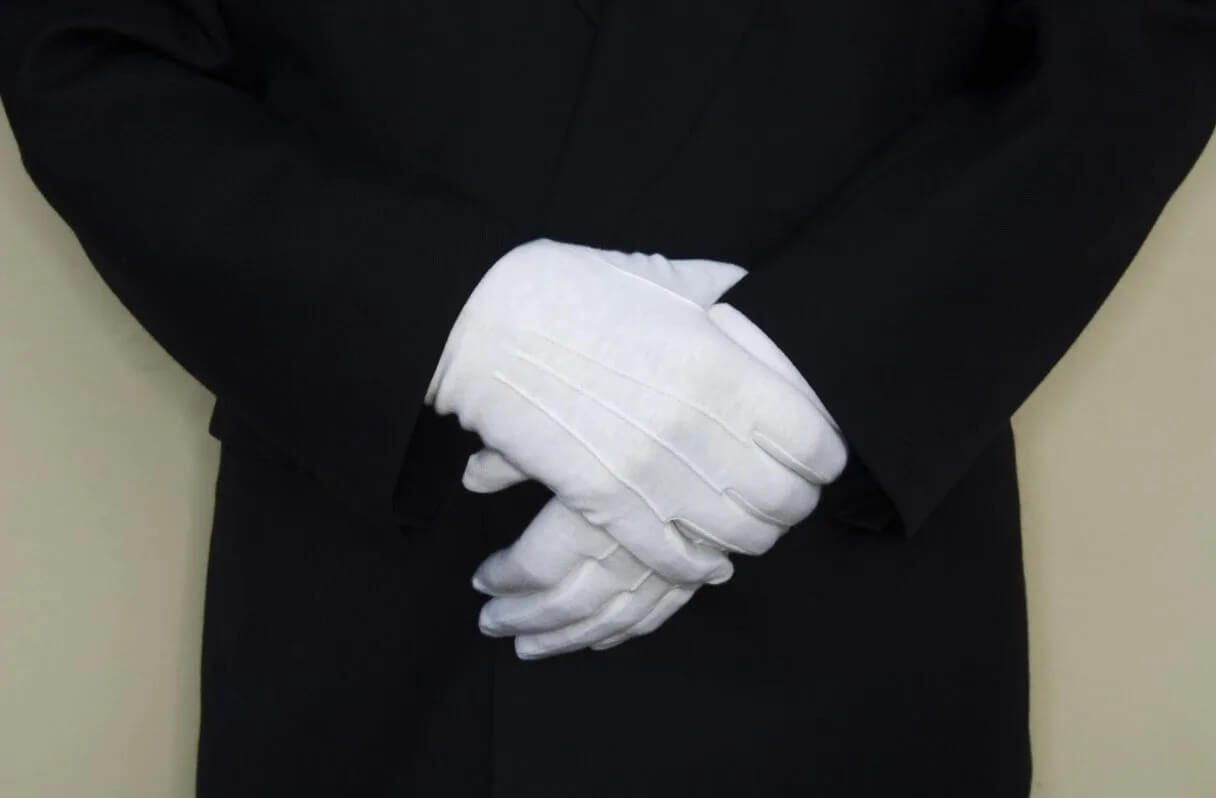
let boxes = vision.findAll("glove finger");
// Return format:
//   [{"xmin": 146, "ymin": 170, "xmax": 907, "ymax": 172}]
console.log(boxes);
[
  {"xmin": 479, "ymin": 557, "xmax": 628, "ymax": 636},
  {"xmin": 513, "ymin": 574, "xmax": 679, "ymax": 660},
  {"xmin": 704, "ymin": 302, "xmax": 818, "ymax": 405},
  {"xmin": 602, "ymin": 515, "xmax": 735, "ymax": 585},
  {"xmin": 480, "ymin": 541, "xmax": 655, "ymax": 635},
  {"xmin": 751, "ymin": 424, "xmax": 847, "ymax": 489},
  {"xmin": 674, "ymin": 488, "xmax": 793, "ymax": 557},
  {"xmin": 706, "ymin": 302, "xmax": 848, "ymax": 484},
  {"xmin": 712, "ymin": 449, "xmax": 823, "ymax": 528},
  {"xmin": 589, "ymin": 585, "xmax": 698, "ymax": 651},
  {"xmin": 472, "ymin": 498, "xmax": 620, "ymax": 596},
  {"xmin": 462, "ymin": 448, "xmax": 530, "ymax": 493}
]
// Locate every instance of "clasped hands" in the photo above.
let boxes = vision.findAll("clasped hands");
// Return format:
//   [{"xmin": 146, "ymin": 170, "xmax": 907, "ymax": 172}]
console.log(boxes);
[{"xmin": 425, "ymin": 239, "xmax": 846, "ymax": 659}]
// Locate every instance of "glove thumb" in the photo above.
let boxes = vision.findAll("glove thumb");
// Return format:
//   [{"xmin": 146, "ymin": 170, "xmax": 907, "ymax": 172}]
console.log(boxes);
[{"xmin": 462, "ymin": 448, "xmax": 530, "ymax": 493}]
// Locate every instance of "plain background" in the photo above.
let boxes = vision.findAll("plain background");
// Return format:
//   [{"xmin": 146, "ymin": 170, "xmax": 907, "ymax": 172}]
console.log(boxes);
[{"xmin": 0, "ymin": 105, "xmax": 1212, "ymax": 796}]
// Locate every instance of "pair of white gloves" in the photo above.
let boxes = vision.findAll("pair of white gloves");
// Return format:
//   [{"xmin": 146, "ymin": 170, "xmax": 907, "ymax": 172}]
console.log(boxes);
[{"xmin": 424, "ymin": 239, "xmax": 847, "ymax": 659}]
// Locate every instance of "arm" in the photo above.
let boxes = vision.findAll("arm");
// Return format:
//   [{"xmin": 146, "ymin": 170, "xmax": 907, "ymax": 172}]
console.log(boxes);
[
  {"xmin": 717, "ymin": 0, "xmax": 1216, "ymax": 534},
  {"xmin": 0, "ymin": 0, "xmax": 530, "ymax": 528}
]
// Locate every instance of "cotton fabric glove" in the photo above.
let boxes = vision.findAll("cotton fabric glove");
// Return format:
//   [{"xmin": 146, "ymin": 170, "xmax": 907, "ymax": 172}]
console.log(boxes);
[
  {"xmin": 471, "ymin": 487, "xmax": 698, "ymax": 659},
  {"xmin": 466, "ymin": 250, "xmax": 745, "ymax": 659},
  {"xmin": 461, "ymin": 247, "xmax": 846, "ymax": 659},
  {"xmin": 425, "ymin": 238, "xmax": 846, "ymax": 584}
]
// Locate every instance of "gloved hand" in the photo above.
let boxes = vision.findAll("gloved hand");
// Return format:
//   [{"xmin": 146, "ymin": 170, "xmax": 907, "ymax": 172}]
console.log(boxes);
[
  {"xmin": 470, "ymin": 485, "xmax": 698, "ymax": 659},
  {"xmin": 425, "ymin": 238, "xmax": 846, "ymax": 585},
  {"xmin": 453, "ymin": 244, "xmax": 846, "ymax": 659}
]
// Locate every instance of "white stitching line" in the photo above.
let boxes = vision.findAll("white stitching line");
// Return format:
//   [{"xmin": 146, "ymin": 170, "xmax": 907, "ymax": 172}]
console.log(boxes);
[
  {"xmin": 496, "ymin": 354, "xmax": 800, "ymax": 540},
  {"xmin": 587, "ymin": 250, "xmax": 705, "ymax": 312},
  {"xmin": 723, "ymin": 486, "xmax": 797, "ymax": 528},
  {"xmin": 516, "ymin": 325, "xmax": 751, "ymax": 446},
  {"xmin": 751, "ymin": 428, "xmax": 831, "ymax": 484},
  {"xmin": 505, "ymin": 344, "xmax": 733, "ymax": 494},
  {"xmin": 671, "ymin": 515, "xmax": 756, "ymax": 556},
  {"xmin": 491, "ymin": 368, "xmax": 723, "ymax": 583},
  {"xmin": 513, "ymin": 329, "xmax": 823, "ymax": 521},
  {"xmin": 490, "ymin": 369, "xmax": 732, "ymax": 582}
]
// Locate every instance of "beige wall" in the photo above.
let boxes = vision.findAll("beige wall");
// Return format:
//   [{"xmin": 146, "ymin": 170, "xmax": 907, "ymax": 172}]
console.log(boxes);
[{"xmin": 1, "ymin": 106, "xmax": 1213, "ymax": 796}]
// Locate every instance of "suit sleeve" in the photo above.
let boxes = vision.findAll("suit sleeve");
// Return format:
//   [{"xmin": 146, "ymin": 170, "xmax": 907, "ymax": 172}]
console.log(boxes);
[
  {"xmin": 0, "ymin": 0, "xmax": 531, "ymax": 529},
  {"xmin": 717, "ymin": 0, "xmax": 1216, "ymax": 536}
]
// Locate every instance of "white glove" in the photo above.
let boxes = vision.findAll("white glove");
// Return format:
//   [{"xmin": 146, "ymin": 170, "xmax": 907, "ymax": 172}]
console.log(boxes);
[
  {"xmin": 454, "ymin": 245, "xmax": 846, "ymax": 659},
  {"xmin": 466, "ymin": 250, "xmax": 748, "ymax": 659},
  {"xmin": 425, "ymin": 238, "xmax": 846, "ymax": 585},
  {"xmin": 471, "ymin": 486, "xmax": 698, "ymax": 659}
]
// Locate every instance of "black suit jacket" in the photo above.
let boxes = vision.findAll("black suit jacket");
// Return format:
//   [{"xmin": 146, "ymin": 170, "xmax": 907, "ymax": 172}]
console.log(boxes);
[{"xmin": 2, "ymin": 1, "xmax": 1213, "ymax": 796}]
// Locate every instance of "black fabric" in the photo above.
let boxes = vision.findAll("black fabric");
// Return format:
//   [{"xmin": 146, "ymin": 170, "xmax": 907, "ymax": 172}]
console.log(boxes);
[
  {"xmin": 714, "ymin": 1, "xmax": 1216, "ymax": 535},
  {"xmin": 1, "ymin": 0, "xmax": 1213, "ymax": 795}
]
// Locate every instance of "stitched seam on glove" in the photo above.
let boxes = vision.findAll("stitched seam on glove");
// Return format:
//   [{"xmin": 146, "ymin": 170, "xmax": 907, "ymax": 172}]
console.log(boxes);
[
  {"xmin": 504, "ymin": 345, "xmax": 732, "ymax": 492},
  {"xmin": 515, "ymin": 326, "xmax": 751, "ymax": 445},
  {"xmin": 670, "ymin": 516, "xmax": 754, "ymax": 556},
  {"xmin": 723, "ymin": 486, "xmax": 798, "ymax": 528},
  {"xmin": 488, "ymin": 367, "xmax": 669, "ymax": 523},
  {"xmin": 750, "ymin": 428, "xmax": 834, "ymax": 485},
  {"xmin": 587, "ymin": 250, "xmax": 707, "ymax": 312}
]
